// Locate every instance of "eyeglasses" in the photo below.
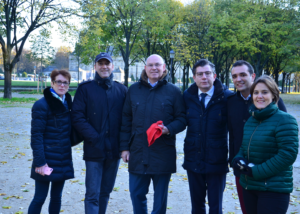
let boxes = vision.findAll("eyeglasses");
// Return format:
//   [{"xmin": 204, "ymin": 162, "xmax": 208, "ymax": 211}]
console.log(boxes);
[
  {"xmin": 54, "ymin": 81, "xmax": 70, "ymax": 86},
  {"xmin": 196, "ymin": 71, "xmax": 213, "ymax": 77},
  {"xmin": 146, "ymin": 63, "xmax": 163, "ymax": 68}
]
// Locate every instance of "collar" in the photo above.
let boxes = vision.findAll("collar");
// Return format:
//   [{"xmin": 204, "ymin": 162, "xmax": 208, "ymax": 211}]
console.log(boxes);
[
  {"xmin": 240, "ymin": 92, "xmax": 251, "ymax": 100},
  {"xmin": 94, "ymin": 72, "xmax": 114, "ymax": 89},
  {"xmin": 198, "ymin": 85, "xmax": 214, "ymax": 97},
  {"xmin": 249, "ymin": 102, "xmax": 278, "ymax": 121},
  {"xmin": 50, "ymin": 88, "xmax": 65, "ymax": 103},
  {"xmin": 148, "ymin": 79, "xmax": 158, "ymax": 87}
]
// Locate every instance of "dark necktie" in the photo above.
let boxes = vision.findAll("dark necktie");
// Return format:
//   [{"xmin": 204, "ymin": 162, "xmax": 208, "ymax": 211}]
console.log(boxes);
[{"xmin": 200, "ymin": 93, "xmax": 207, "ymax": 108}]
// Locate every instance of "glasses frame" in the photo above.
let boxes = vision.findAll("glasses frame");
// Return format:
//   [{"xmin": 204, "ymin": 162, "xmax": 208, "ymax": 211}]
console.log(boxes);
[{"xmin": 53, "ymin": 80, "xmax": 70, "ymax": 86}]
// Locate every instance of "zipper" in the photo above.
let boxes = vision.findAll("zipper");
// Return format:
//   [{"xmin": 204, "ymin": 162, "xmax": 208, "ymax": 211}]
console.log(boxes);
[
  {"xmin": 245, "ymin": 121, "xmax": 261, "ymax": 189},
  {"xmin": 247, "ymin": 121, "xmax": 261, "ymax": 162}
]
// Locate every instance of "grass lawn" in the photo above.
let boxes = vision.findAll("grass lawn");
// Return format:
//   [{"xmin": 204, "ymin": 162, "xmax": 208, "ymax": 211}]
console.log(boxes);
[
  {"xmin": 0, "ymin": 80, "xmax": 78, "ymax": 87},
  {"xmin": 0, "ymin": 97, "xmax": 38, "ymax": 104},
  {"xmin": 18, "ymin": 90, "xmax": 77, "ymax": 96},
  {"xmin": 280, "ymin": 93, "xmax": 300, "ymax": 105}
]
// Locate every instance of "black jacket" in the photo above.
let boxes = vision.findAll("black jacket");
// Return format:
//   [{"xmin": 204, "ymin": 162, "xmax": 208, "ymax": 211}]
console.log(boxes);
[
  {"xmin": 30, "ymin": 87, "xmax": 74, "ymax": 182},
  {"xmin": 227, "ymin": 91, "xmax": 287, "ymax": 177},
  {"xmin": 119, "ymin": 70, "xmax": 186, "ymax": 174},
  {"xmin": 72, "ymin": 73, "xmax": 127, "ymax": 161},
  {"xmin": 183, "ymin": 79, "xmax": 234, "ymax": 174}
]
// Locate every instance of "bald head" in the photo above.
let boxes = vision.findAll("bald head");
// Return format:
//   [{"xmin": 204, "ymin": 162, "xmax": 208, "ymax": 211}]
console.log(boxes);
[
  {"xmin": 146, "ymin": 54, "xmax": 165, "ymax": 64},
  {"xmin": 145, "ymin": 54, "xmax": 166, "ymax": 84}
]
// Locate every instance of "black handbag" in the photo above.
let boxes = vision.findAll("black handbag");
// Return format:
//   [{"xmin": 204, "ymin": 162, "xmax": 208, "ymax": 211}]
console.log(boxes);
[{"xmin": 70, "ymin": 126, "xmax": 84, "ymax": 147}]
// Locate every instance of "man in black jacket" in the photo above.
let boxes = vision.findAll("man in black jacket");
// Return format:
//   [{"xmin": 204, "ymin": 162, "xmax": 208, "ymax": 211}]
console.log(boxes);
[
  {"xmin": 228, "ymin": 60, "xmax": 286, "ymax": 214},
  {"xmin": 72, "ymin": 53, "xmax": 127, "ymax": 214},
  {"xmin": 119, "ymin": 54, "xmax": 186, "ymax": 214},
  {"xmin": 183, "ymin": 59, "xmax": 233, "ymax": 214}
]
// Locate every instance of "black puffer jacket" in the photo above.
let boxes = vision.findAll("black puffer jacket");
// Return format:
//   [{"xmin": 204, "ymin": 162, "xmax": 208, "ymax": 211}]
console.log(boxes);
[
  {"xmin": 30, "ymin": 87, "xmax": 74, "ymax": 182},
  {"xmin": 119, "ymin": 70, "xmax": 186, "ymax": 174}
]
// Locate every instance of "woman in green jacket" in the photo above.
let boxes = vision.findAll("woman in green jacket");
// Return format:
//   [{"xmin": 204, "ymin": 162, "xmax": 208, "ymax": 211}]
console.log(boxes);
[{"xmin": 232, "ymin": 75, "xmax": 299, "ymax": 214}]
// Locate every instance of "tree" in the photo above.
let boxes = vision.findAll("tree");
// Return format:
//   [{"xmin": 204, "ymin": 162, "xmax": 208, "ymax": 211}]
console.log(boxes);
[
  {"xmin": 101, "ymin": 0, "xmax": 148, "ymax": 87},
  {"xmin": 22, "ymin": 72, "xmax": 27, "ymax": 77},
  {"xmin": 30, "ymin": 29, "xmax": 55, "ymax": 75},
  {"xmin": 0, "ymin": 0, "xmax": 79, "ymax": 98},
  {"xmin": 54, "ymin": 46, "xmax": 72, "ymax": 69}
]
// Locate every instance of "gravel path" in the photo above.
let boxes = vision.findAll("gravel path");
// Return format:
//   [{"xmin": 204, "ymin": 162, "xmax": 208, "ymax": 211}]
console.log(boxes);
[{"xmin": 0, "ymin": 92, "xmax": 300, "ymax": 214}]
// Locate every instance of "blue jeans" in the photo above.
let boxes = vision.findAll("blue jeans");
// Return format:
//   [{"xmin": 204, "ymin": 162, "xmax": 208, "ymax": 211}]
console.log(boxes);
[
  {"xmin": 85, "ymin": 159, "xmax": 120, "ymax": 214},
  {"xmin": 129, "ymin": 172, "xmax": 172, "ymax": 214},
  {"xmin": 28, "ymin": 180, "xmax": 65, "ymax": 214}
]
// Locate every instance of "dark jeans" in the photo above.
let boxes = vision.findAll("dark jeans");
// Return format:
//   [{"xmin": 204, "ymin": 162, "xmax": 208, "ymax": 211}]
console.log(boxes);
[
  {"xmin": 187, "ymin": 170, "xmax": 226, "ymax": 214},
  {"xmin": 28, "ymin": 180, "xmax": 65, "ymax": 214},
  {"xmin": 85, "ymin": 159, "xmax": 120, "ymax": 214},
  {"xmin": 129, "ymin": 172, "xmax": 172, "ymax": 214},
  {"xmin": 242, "ymin": 188, "xmax": 290, "ymax": 214}
]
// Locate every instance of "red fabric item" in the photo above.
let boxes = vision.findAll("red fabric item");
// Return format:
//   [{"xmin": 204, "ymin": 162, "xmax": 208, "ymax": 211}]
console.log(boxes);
[
  {"xmin": 147, "ymin": 121, "xmax": 163, "ymax": 147},
  {"xmin": 235, "ymin": 176, "xmax": 247, "ymax": 214}
]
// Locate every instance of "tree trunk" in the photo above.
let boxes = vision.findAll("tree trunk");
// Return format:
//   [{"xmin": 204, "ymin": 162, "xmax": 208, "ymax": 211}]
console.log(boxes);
[
  {"xmin": 281, "ymin": 72, "xmax": 286, "ymax": 93},
  {"xmin": 288, "ymin": 76, "xmax": 291, "ymax": 93},
  {"xmin": 3, "ymin": 67, "xmax": 12, "ymax": 99},
  {"xmin": 124, "ymin": 61, "xmax": 129, "ymax": 87},
  {"xmin": 182, "ymin": 64, "xmax": 186, "ymax": 92},
  {"xmin": 274, "ymin": 70, "xmax": 279, "ymax": 84}
]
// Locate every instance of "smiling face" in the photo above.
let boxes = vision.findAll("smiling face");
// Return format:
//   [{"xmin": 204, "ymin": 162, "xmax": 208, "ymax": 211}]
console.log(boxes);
[
  {"xmin": 95, "ymin": 58, "xmax": 114, "ymax": 78},
  {"xmin": 253, "ymin": 83, "xmax": 274, "ymax": 110},
  {"xmin": 51, "ymin": 74, "xmax": 69, "ymax": 98},
  {"xmin": 193, "ymin": 65, "xmax": 216, "ymax": 92},
  {"xmin": 231, "ymin": 65, "xmax": 256, "ymax": 96},
  {"xmin": 145, "ymin": 55, "xmax": 166, "ymax": 83}
]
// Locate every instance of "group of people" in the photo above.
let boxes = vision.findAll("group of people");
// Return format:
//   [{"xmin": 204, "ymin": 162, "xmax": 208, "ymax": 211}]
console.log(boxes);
[{"xmin": 28, "ymin": 52, "xmax": 299, "ymax": 214}]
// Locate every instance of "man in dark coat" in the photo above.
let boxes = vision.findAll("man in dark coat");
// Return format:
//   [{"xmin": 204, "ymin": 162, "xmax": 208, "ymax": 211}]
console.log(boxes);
[
  {"xmin": 227, "ymin": 60, "xmax": 287, "ymax": 214},
  {"xmin": 119, "ymin": 54, "xmax": 186, "ymax": 214},
  {"xmin": 72, "ymin": 53, "xmax": 127, "ymax": 214},
  {"xmin": 183, "ymin": 59, "xmax": 233, "ymax": 214}
]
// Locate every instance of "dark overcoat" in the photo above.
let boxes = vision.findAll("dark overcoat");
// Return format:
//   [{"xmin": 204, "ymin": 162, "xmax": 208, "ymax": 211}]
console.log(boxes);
[
  {"xmin": 183, "ymin": 79, "xmax": 233, "ymax": 174},
  {"xmin": 119, "ymin": 70, "xmax": 186, "ymax": 174}
]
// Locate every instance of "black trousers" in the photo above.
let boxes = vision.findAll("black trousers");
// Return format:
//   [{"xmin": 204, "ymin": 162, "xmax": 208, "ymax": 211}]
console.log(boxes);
[
  {"xmin": 187, "ymin": 170, "xmax": 226, "ymax": 214},
  {"xmin": 242, "ymin": 188, "xmax": 290, "ymax": 214}
]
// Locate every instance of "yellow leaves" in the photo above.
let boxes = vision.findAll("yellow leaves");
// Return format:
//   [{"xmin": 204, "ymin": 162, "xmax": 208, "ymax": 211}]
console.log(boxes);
[
  {"xmin": 70, "ymin": 180, "xmax": 79, "ymax": 183},
  {"xmin": 183, "ymin": 177, "xmax": 188, "ymax": 181},
  {"xmin": 170, "ymin": 179, "xmax": 172, "ymax": 181},
  {"xmin": 2, "ymin": 206, "xmax": 11, "ymax": 209},
  {"xmin": 81, "ymin": 198, "xmax": 85, "ymax": 201},
  {"xmin": 18, "ymin": 152, "xmax": 25, "ymax": 156},
  {"xmin": 15, "ymin": 211, "xmax": 24, "ymax": 214},
  {"xmin": 16, "ymin": 148, "xmax": 19, "ymax": 150},
  {"xmin": 60, "ymin": 210, "xmax": 64, "ymax": 212},
  {"xmin": 168, "ymin": 190, "xmax": 172, "ymax": 193},
  {"xmin": 113, "ymin": 187, "xmax": 120, "ymax": 191},
  {"xmin": 0, "ymin": 193, "xmax": 7, "ymax": 196},
  {"xmin": 1, "ymin": 161, "xmax": 7, "ymax": 164},
  {"xmin": 82, "ymin": 169, "xmax": 86, "ymax": 171}
]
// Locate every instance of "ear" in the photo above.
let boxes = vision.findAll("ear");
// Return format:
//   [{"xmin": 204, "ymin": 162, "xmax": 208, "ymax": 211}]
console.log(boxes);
[
  {"xmin": 193, "ymin": 75, "xmax": 196, "ymax": 82},
  {"xmin": 163, "ymin": 63, "xmax": 166, "ymax": 71},
  {"xmin": 251, "ymin": 73, "xmax": 256, "ymax": 82},
  {"xmin": 51, "ymin": 81, "xmax": 54, "ymax": 88},
  {"xmin": 111, "ymin": 64, "xmax": 114, "ymax": 70}
]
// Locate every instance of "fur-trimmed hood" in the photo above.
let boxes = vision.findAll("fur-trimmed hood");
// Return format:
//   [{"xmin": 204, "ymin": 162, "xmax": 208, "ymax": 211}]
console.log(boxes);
[{"xmin": 43, "ymin": 87, "xmax": 72, "ymax": 115}]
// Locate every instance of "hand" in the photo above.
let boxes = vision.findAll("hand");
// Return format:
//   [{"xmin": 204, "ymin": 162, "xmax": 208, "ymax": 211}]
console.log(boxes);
[
  {"xmin": 240, "ymin": 165, "xmax": 253, "ymax": 177},
  {"xmin": 121, "ymin": 151, "xmax": 130, "ymax": 163},
  {"xmin": 232, "ymin": 157, "xmax": 248, "ymax": 171},
  {"xmin": 35, "ymin": 163, "xmax": 48, "ymax": 176},
  {"xmin": 158, "ymin": 125, "xmax": 170, "ymax": 135}
]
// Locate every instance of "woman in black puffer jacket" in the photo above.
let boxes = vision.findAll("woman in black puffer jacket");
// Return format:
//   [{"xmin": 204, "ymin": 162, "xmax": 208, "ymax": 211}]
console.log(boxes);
[{"xmin": 28, "ymin": 70, "xmax": 74, "ymax": 214}]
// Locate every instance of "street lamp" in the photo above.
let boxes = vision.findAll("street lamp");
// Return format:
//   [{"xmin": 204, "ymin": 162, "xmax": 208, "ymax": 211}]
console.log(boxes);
[
  {"xmin": 170, "ymin": 50, "xmax": 175, "ymax": 83},
  {"xmin": 135, "ymin": 60, "xmax": 139, "ymax": 82}
]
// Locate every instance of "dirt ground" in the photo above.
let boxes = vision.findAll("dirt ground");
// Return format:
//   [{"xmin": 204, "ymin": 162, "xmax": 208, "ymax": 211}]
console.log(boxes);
[{"xmin": 0, "ymin": 93, "xmax": 300, "ymax": 214}]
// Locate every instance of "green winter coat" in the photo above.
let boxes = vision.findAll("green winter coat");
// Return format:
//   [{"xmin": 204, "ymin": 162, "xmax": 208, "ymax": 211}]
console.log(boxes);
[{"xmin": 232, "ymin": 102, "xmax": 299, "ymax": 193}]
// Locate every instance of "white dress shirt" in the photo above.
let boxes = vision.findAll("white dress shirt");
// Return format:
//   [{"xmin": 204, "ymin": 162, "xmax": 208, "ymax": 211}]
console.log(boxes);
[
  {"xmin": 198, "ymin": 86, "xmax": 215, "ymax": 108},
  {"xmin": 240, "ymin": 93, "xmax": 251, "ymax": 100}
]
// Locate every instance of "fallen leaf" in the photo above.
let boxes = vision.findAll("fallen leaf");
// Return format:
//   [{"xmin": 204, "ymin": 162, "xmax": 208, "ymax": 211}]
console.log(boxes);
[
  {"xmin": 1, "ymin": 161, "xmax": 7, "ymax": 164},
  {"xmin": 60, "ymin": 210, "xmax": 64, "ymax": 212},
  {"xmin": 2, "ymin": 206, "xmax": 11, "ymax": 209},
  {"xmin": 113, "ymin": 187, "xmax": 120, "ymax": 191},
  {"xmin": 81, "ymin": 198, "xmax": 85, "ymax": 201},
  {"xmin": 70, "ymin": 180, "xmax": 79, "ymax": 183},
  {"xmin": 0, "ymin": 193, "xmax": 6, "ymax": 196},
  {"xmin": 22, "ymin": 190, "xmax": 29, "ymax": 192},
  {"xmin": 15, "ymin": 211, "xmax": 24, "ymax": 214},
  {"xmin": 167, "ymin": 207, "xmax": 172, "ymax": 209}
]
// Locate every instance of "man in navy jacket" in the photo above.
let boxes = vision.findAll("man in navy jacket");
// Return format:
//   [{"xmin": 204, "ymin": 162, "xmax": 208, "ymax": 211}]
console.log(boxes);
[
  {"xmin": 183, "ymin": 59, "xmax": 233, "ymax": 214},
  {"xmin": 228, "ymin": 60, "xmax": 286, "ymax": 214},
  {"xmin": 72, "ymin": 53, "xmax": 127, "ymax": 214}
]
